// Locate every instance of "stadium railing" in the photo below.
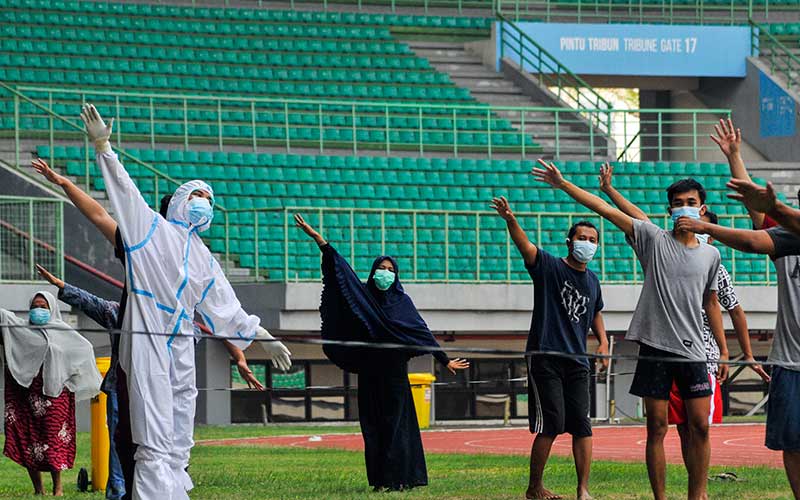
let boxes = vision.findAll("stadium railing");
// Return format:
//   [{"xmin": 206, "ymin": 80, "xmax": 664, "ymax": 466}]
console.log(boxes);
[
  {"xmin": 0, "ymin": 195, "xmax": 64, "ymax": 283},
  {"xmin": 13, "ymin": 86, "xmax": 730, "ymax": 161},
  {"xmin": 750, "ymin": 19, "xmax": 800, "ymax": 92},
  {"xmin": 225, "ymin": 206, "xmax": 776, "ymax": 285},
  {"xmin": 496, "ymin": 12, "xmax": 612, "ymax": 132},
  {"xmin": 496, "ymin": 0, "xmax": 797, "ymax": 24}
]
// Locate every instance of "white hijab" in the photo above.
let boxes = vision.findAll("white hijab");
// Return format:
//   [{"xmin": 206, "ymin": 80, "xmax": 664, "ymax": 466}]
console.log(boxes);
[{"xmin": 0, "ymin": 290, "xmax": 102, "ymax": 401}]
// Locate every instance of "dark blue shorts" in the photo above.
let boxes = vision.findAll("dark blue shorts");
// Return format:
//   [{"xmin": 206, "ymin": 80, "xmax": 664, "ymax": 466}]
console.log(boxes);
[{"xmin": 766, "ymin": 366, "xmax": 800, "ymax": 451}]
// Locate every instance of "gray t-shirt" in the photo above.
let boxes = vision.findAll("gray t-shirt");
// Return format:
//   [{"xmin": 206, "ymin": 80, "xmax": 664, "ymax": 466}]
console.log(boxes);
[
  {"xmin": 766, "ymin": 227, "xmax": 800, "ymax": 371},
  {"xmin": 625, "ymin": 219, "xmax": 721, "ymax": 359}
]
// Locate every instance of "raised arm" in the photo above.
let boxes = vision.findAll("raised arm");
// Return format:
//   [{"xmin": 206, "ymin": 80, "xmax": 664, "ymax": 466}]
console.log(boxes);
[
  {"xmin": 533, "ymin": 159, "xmax": 634, "ymax": 237},
  {"xmin": 711, "ymin": 118, "xmax": 765, "ymax": 228},
  {"xmin": 32, "ymin": 158, "xmax": 117, "ymax": 244},
  {"xmin": 599, "ymin": 163, "xmax": 650, "ymax": 222},
  {"xmin": 727, "ymin": 179, "xmax": 800, "ymax": 237},
  {"xmin": 675, "ymin": 218, "xmax": 776, "ymax": 255},
  {"xmin": 294, "ymin": 213, "xmax": 327, "ymax": 248},
  {"xmin": 80, "ymin": 104, "xmax": 158, "ymax": 246},
  {"xmin": 37, "ymin": 264, "xmax": 119, "ymax": 330},
  {"xmin": 489, "ymin": 196, "xmax": 537, "ymax": 267},
  {"xmin": 704, "ymin": 291, "xmax": 729, "ymax": 382}
]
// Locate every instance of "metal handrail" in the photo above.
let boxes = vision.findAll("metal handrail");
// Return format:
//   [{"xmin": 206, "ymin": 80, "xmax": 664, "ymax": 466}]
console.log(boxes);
[
  {"xmin": 13, "ymin": 85, "xmax": 730, "ymax": 161},
  {"xmin": 242, "ymin": 207, "xmax": 777, "ymax": 285},
  {"xmin": 749, "ymin": 18, "xmax": 800, "ymax": 91},
  {"xmin": 496, "ymin": 11, "xmax": 613, "ymax": 127},
  {"xmin": 0, "ymin": 195, "xmax": 64, "ymax": 283},
  {"xmin": 497, "ymin": 0, "xmax": 791, "ymax": 24}
]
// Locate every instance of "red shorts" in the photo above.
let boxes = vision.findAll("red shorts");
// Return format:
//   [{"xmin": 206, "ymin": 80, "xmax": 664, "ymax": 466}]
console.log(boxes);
[{"xmin": 668, "ymin": 373, "xmax": 722, "ymax": 425}]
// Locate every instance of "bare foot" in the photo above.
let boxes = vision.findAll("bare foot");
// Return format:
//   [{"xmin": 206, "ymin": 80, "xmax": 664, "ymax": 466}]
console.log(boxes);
[
  {"xmin": 577, "ymin": 490, "xmax": 594, "ymax": 500},
  {"xmin": 525, "ymin": 486, "xmax": 563, "ymax": 499},
  {"xmin": 53, "ymin": 487, "xmax": 64, "ymax": 497}
]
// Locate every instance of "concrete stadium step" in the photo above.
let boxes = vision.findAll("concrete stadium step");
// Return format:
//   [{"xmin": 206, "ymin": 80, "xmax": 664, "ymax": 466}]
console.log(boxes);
[{"xmin": 407, "ymin": 39, "xmax": 601, "ymax": 158}]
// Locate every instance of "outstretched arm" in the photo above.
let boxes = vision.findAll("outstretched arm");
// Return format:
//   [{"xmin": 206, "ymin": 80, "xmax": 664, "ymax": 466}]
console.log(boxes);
[
  {"xmin": 37, "ymin": 264, "xmax": 119, "ymax": 330},
  {"xmin": 675, "ymin": 218, "xmax": 775, "ymax": 255},
  {"xmin": 598, "ymin": 163, "xmax": 650, "ymax": 222},
  {"xmin": 80, "ymin": 104, "xmax": 157, "ymax": 246},
  {"xmin": 711, "ymin": 118, "xmax": 765, "ymax": 228},
  {"xmin": 32, "ymin": 158, "xmax": 117, "ymax": 244},
  {"xmin": 705, "ymin": 291, "xmax": 729, "ymax": 382},
  {"xmin": 727, "ymin": 179, "xmax": 800, "ymax": 237},
  {"xmin": 490, "ymin": 196, "xmax": 537, "ymax": 267},
  {"xmin": 533, "ymin": 159, "xmax": 634, "ymax": 237},
  {"xmin": 294, "ymin": 213, "xmax": 327, "ymax": 248}
]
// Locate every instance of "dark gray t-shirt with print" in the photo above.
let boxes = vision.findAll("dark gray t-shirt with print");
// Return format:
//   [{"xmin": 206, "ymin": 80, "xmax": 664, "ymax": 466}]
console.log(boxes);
[{"xmin": 767, "ymin": 227, "xmax": 800, "ymax": 371}]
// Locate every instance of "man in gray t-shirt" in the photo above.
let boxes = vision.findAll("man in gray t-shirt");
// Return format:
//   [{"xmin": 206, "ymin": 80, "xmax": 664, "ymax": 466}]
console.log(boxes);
[
  {"xmin": 534, "ymin": 161, "xmax": 727, "ymax": 500},
  {"xmin": 626, "ymin": 218, "xmax": 721, "ymax": 359}
]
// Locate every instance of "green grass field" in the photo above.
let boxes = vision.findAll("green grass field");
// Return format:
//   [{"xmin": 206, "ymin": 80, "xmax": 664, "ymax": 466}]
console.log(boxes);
[{"xmin": 0, "ymin": 426, "xmax": 793, "ymax": 499}]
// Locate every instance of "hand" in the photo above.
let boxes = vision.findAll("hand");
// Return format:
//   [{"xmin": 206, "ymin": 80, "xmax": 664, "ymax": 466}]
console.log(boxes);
[
  {"xmin": 675, "ymin": 217, "xmax": 707, "ymax": 234},
  {"xmin": 717, "ymin": 352, "xmax": 729, "ymax": 383},
  {"xmin": 727, "ymin": 179, "xmax": 777, "ymax": 214},
  {"xmin": 79, "ymin": 103, "xmax": 113, "ymax": 151},
  {"xmin": 532, "ymin": 159, "xmax": 565, "ymax": 188},
  {"xmin": 294, "ymin": 213, "xmax": 317, "ymax": 237},
  {"xmin": 446, "ymin": 358, "xmax": 469, "ymax": 375},
  {"xmin": 31, "ymin": 158, "xmax": 66, "ymax": 187},
  {"xmin": 35, "ymin": 264, "xmax": 64, "ymax": 289},
  {"xmin": 710, "ymin": 118, "xmax": 741, "ymax": 158},
  {"xmin": 236, "ymin": 359, "xmax": 265, "ymax": 390},
  {"xmin": 595, "ymin": 343, "xmax": 609, "ymax": 372},
  {"xmin": 490, "ymin": 196, "xmax": 515, "ymax": 221},
  {"xmin": 598, "ymin": 163, "xmax": 613, "ymax": 193},
  {"xmin": 255, "ymin": 327, "xmax": 292, "ymax": 371},
  {"xmin": 743, "ymin": 356, "xmax": 771, "ymax": 383}
]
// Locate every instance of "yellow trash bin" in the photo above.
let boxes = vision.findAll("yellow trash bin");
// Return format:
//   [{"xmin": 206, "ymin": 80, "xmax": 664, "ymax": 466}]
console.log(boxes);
[
  {"xmin": 91, "ymin": 357, "xmax": 111, "ymax": 492},
  {"xmin": 408, "ymin": 373, "xmax": 436, "ymax": 429}
]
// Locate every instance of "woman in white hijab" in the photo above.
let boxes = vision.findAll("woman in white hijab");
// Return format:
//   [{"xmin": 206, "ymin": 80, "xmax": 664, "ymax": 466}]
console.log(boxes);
[{"xmin": 1, "ymin": 291, "xmax": 102, "ymax": 496}]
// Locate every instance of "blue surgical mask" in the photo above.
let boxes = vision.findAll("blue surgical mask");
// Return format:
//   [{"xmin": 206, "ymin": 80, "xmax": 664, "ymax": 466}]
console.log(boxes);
[
  {"xmin": 571, "ymin": 240, "xmax": 598, "ymax": 264},
  {"xmin": 187, "ymin": 197, "xmax": 214, "ymax": 228},
  {"xmin": 671, "ymin": 206, "xmax": 701, "ymax": 224},
  {"xmin": 696, "ymin": 233, "xmax": 710, "ymax": 245},
  {"xmin": 29, "ymin": 308, "xmax": 51, "ymax": 325},
  {"xmin": 373, "ymin": 269, "xmax": 396, "ymax": 291}
]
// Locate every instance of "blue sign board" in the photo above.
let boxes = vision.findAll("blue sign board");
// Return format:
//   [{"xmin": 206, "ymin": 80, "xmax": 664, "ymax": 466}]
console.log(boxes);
[
  {"xmin": 759, "ymin": 71, "xmax": 796, "ymax": 138},
  {"xmin": 498, "ymin": 22, "xmax": 751, "ymax": 77}
]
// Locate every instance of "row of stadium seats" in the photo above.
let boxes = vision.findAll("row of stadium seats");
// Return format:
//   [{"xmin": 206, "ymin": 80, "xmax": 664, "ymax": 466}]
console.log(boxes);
[
  {"xmin": 3, "ymin": 0, "xmax": 492, "ymax": 30},
  {"xmin": 39, "ymin": 145, "xmax": 778, "ymax": 283}
]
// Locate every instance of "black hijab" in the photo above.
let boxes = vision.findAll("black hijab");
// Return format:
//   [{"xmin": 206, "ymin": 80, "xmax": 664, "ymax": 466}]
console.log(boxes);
[{"xmin": 319, "ymin": 245, "xmax": 444, "ymax": 373}]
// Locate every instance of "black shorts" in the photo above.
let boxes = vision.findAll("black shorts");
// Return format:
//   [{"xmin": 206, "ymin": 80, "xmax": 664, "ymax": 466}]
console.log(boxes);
[
  {"xmin": 630, "ymin": 343, "xmax": 712, "ymax": 401},
  {"xmin": 766, "ymin": 367, "xmax": 800, "ymax": 451},
  {"xmin": 527, "ymin": 355, "xmax": 592, "ymax": 438}
]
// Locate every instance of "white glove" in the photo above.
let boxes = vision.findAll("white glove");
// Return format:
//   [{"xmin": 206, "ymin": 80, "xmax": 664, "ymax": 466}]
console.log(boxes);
[
  {"xmin": 80, "ymin": 103, "xmax": 114, "ymax": 153},
  {"xmin": 256, "ymin": 326, "xmax": 292, "ymax": 372}
]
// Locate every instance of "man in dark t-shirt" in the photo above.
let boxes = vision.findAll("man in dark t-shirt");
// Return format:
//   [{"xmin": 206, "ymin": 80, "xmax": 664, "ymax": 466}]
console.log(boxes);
[{"xmin": 491, "ymin": 196, "xmax": 608, "ymax": 500}]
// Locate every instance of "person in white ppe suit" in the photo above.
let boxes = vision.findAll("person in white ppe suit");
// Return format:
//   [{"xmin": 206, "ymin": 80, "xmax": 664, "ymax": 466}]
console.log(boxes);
[{"xmin": 79, "ymin": 104, "xmax": 292, "ymax": 500}]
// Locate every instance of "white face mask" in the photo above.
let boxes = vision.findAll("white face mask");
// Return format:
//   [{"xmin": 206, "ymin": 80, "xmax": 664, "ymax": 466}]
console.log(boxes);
[
  {"xmin": 570, "ymin": 240, "xmax": 598, "ymax": 263},
  {"xmin": 696, "ymin": 233, "xmax": 710, "ymax": 245}
]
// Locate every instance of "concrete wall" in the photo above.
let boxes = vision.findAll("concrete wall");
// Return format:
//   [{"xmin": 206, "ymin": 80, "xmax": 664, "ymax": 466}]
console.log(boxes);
[{"xmin": 694, "ymin": 58, "xmax": 800, "ymax": 162}]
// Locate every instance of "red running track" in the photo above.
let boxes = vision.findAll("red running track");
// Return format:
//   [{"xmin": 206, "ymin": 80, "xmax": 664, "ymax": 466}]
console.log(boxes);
[{"xmin": 199, "ymin": 423, "xmax": 782, "ymax": 468}]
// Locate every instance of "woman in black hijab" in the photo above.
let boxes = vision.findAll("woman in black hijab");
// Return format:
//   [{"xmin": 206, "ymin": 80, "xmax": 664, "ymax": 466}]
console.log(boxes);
[{"xmin": 295, "ymin": 214, "xmax": 468, "ymax": 492}]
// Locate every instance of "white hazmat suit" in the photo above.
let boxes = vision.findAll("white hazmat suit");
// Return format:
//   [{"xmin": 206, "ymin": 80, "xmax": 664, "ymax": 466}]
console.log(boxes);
[{"xmin": 82, "ymin": 104, "xmax": 291, "ymax": 500}]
